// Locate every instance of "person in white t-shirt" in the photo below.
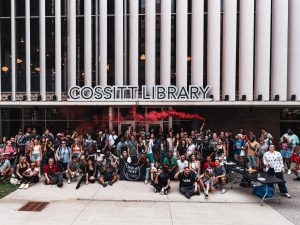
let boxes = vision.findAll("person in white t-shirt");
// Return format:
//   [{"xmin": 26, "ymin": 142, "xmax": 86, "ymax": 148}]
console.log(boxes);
[
  {"xmin": 177, "ymin": 154, "xmax": 189, "ymax": 173},
  {"xmin": 263, "ymin": 144, "xmax": 291, "ymax": 198}
]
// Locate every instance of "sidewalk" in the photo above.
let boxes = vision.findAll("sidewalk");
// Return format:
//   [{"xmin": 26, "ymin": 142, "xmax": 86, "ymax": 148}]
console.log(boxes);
[{"xmin": 0, "ymin": 180, "xmax": 295, "ymax": 225}]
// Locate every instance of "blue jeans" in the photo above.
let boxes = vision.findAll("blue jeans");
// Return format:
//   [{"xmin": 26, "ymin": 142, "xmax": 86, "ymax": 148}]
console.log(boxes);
[
  {"xmin": 247, "ymin": 155, "xmax": 257, "ymax": 168},
  {"xmin": 145, "ymin": 168, "xmax": 150, "ymax": 180}
]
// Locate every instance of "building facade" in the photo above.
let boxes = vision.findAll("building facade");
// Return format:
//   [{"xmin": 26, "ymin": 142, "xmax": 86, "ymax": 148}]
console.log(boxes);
[{"xmin": 0, "ymin": 0, "xmax": 300, "ymax": 139}]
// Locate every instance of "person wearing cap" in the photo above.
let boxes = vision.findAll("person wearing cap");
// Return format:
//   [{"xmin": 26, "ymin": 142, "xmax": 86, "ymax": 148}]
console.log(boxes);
[
  {"xmin": 152, "ymin": 166, "xmax": 171, "ymax": 195},
  {"xmin": 0, "ymin": 153, "xmax": 13, "ymax": 182}
]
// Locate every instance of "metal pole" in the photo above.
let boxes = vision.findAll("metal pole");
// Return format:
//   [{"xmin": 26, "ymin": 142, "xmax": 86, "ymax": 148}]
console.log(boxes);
[{"xmin": 124, "ymin": 0, "xmax": 128, "ymax": 85}]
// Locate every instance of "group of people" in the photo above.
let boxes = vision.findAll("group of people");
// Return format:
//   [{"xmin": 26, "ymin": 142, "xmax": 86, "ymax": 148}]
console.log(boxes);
[{"xmin": 0, "ymin": 125, "xmax": 299, "ymax": 199}]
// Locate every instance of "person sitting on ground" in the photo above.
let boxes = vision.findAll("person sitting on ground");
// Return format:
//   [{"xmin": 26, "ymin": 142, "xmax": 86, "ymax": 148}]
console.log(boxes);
[
  {"xmin": 21, "ymin": 162, "xmax": 40, "ymax": 189},
  {"xmin": 98, "ymin": 159, "xmax": 117, "ymax": 187},
  {"xmin": 163, "ymin": 151, "xmax": 178, "ymax": 180},
  {"xmin": 177, "ymin": 154, "xmax": 189, "ymax": 173},
  {"xmin": 16, "ymin": 156, "xmax": 30, "ymax": 188},
  {"xmin": 291, "ymin": 146, "xmax": 300, "ymax": 181},
  {"xmin": 152, "ymin": 166, "xmax": 171, "ymax": 195},
  {"xmin": 44, "ymin": 158, "xmax": 63, "ymax": 187},
  {"xmin": 263, "ymin": 144, "xmax": 291, "ymax": 198},
  {"xmin": 212, "ymin": 160, "xmax": 227, "ymax": 194},
  {"xmin": 199, "ymin": 170, "xmax": 213, "ymax": 199},
  {"xmin": 67, "ymin": 156, "xmax": 81, "ymax": 184},
  {"xmin": 76, "ymin": 157, "xmax": 97, "ymax": 189},
  {"xmin": 150, "ymin": 160, "xmax": 160, "ymax": 184},
  {"xmin": 0, "ymin": 153, "xmax": 13, "ymax": 182},
  {"xmin": 174, "ymin": 166, "xmax": 199, "ymax": 199}
]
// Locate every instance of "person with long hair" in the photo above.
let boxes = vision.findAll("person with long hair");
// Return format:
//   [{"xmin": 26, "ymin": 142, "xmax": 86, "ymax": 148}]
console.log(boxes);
[
  {"xmin": 30, "ymin": 139, "xmax": 42, "ymax": 167},
  {"xmin": 76, "ymin": 157, "xmax": 96, "ymax": 189},
  {"xmin": 16, "ymin": 156, "xmax": 30, "ymax": 189},
  {"xmin": 71, "ymin": 138, "xmax": 83, "ymax": 159}
]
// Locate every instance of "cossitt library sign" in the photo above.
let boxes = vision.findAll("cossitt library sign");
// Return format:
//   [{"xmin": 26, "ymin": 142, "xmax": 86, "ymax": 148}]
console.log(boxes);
[{"xmin": 68, "ymin": 85, "xmax": 212, "ymax": 101}]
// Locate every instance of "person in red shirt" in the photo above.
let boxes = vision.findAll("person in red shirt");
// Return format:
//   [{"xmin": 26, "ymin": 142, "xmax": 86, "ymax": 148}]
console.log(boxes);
[
  {"xmin": 44, "ymin": 158, "xmax": 63, "ymax": 187},
  {"xmin": 202, "ymin": 156, "xmax": 216, "ymax": 172},
  {"xmin": 291, "ymin": 146, "xmax": 300, "ymax": 181}
]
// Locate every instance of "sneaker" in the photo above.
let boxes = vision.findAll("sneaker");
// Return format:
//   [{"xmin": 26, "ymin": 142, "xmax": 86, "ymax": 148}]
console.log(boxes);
[
  {"xmin": 293, "ymin": 177, "xmax": 300, "ymax": 181},
  {"xmin": 160, "ymin": 191, "xmax": 165, "ymax": 195},
  {"xmin": 287, "ymin": 169, "xmax": 291, "ymax": 175},
  {"xmin": 284, "ymin": 193, "xmax": 292, "ymax": 198},
  {"xmin": 108, "ymin": 181, "xmax": 113, "ymax": 186},
  {"xmin": 221, "ymin": 189, "xmax": 226, "ymax": 194},
  {"xmin": 67, "ymin": 179, "xmax": 71, "ymax": 184},
  {"xmin": 76, "ymin": 184, "xmax": 80, "ymax": 189},
  {"xmin": 205, "ymin": 193, "xmax": 208, "ymax": 199},
  {"xmin": 19, "ymin": 183, "xmax": 25, "ymax": 189},
  {"xmin": 164, "ymin": 190, "xmax": 168, "ymax": 195},
  {"xmin": 57, "ymin": 183, "xmax": 63, "ymax": 188},
  {"xmin": 154, "ymin": 189, "xmax": 158, "ymax": 193},
  {"xmin": 103, "ymin": 182, "xmax": 108, "ymax": 187},
  {"xmin": 195, "ymin": 191, "xmax": 200, "ymax": 196},
  {"xmin": 144, "ymin": 180, "xmax": 148, "ymax": 184},
  {"xmin": 24, "ymin": 183, "xmax": 29, "ymax": 189}
]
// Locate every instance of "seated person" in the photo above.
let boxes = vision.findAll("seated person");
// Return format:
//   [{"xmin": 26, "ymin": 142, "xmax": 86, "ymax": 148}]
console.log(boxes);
[
  {"xmin": 44, "ymin": 158, "xmax": 63, "ymax": 187},
  {"xmin": 152, "ymin": 167, "xmax": 170, "ymax": 195},
  {"xmin": 174, "ymin": 167, "xmax": 199, "ymax": 199},
  {"xmin": 163, "ymin": 151, "xmax": 178, "ymax": 180},
  {"xmin": 212, "ymin": 160, "xmax": 227, "ymax": 194},
  {"xmin": 98, "ymin": 159, "xmax": 117, "ymax": 187},
  {"xmin": 67, "ymin": 156, "xmax": 80, "ymax": 184},
  {"xmin": 199, "ymin": 170, "xmax": 213, "ymax": 199},
  {"xmin": 16, "ymin": 156, "xmax": 30, "ymax": 188},
  {"xmin": 0, "ymin": 153, "xmax": 13, "ymax": 182},
  {"xmin": 76, "ymin": 157, "xmax": 97, "ymax": 189},
  {"xmin": 177, "ymin": 154, "xmax": 189, "ymax": 173},
  {"xmin": 21, "ymin": 162, "xmax": 40, "ymax": 189},
  {"xmin": 136, "ymin": 152, "xmax": 150, "ymax": 184},
  {"xmin": 150, "ymin": 161, "xmax": 160, "ymax": 183},
  {"xmin": 291, "ymin": 146, "xmax": 300, "ymax": 181}
]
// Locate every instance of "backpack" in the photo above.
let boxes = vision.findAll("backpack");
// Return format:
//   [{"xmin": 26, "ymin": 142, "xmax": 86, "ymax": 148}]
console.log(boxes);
[{"xmin": 253, "ymin": 185, "xmax": 274, "ymax": 198}]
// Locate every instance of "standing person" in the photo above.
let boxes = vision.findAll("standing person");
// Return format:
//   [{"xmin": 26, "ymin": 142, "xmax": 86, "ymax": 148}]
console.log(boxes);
[
  {"xmin": 71, "ymin": 138, "xmax": 83, "ymax": 159},
  {"xmin": 187, "ymin": 139, "xmax": 196, "ymax": 158},
  {"xmin": 44, "ymin": 158, "xmax": 63, "ymax": 187},
  {"xmin": 291, "ymin": 146, "xmax": 300, "ymax": 181},
  {"xmin": 257, "ymin": 139, "xmax": 269, "ymax": 170},
  {"xmin": 145, "ymin": 133, "xmax": 155, "ymax": 168},
  {"xmin": 177, "ymin": 139, "xmax": 187, "ymax": 158},
  {"xmin": 263, "ymin": 144, "xmax": 291, "ymax": 198},
  {"xmin": 245, "ymin": 136, "xmax": 258, "ymax": 169},
  {"xmin": 261, "ymin": 128, "xmax": 273, "ymax": 144},
  {"xmin": 280, "ymin": 136, "xmax": 292, "ymax": 175},
  {"xmin": 1, "ymin": 140, "xmax": 17, "ymax": 166},
  {"xmin": 137, "ymin": 136, "xmax": 146, "ymax": 158},
  {"xmin": 152, "ymin": 167, "xmax": 171, "ymax": 195},
  {"xmin": 55, "ymin": 141, "xmax": 71, "ymax": 172},
  {"xmin": 215, "ymin": 138, "xmax": 227, "ymax": 164},
  {"xmin": 226, "ymin": 130, "xmax": 235, "ymax": 162},
  {"xmin": 97, "ymin": 131, "xmax": 107, "ymax": 153},
  {"xmin": 127, "ymin": 135, "xmax": 138, "ymax": 163},
  {"xmin": 234, "ymin": 134, "xmax": 245, "ymax": 163},
  {"xmin": 108, "ymin": 130, "xmax": 118, "ymax": 154},
  {"xmin": 174, "ymin": 167, "xmax": 199, "ymax": 199},
  {"xmin": 209, "ymin": 133, "xmax": 219, "ymax": 160},
  {"xmin": 281, "ymin": 129, "xmax": 299, "ymax": 151},
  {"xmin": 29, "ymin": 139, "xmax": 42, "ymax": 167}
]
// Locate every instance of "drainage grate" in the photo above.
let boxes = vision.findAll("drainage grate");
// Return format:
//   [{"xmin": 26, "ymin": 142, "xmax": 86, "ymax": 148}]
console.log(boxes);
[{"xmin": 18, "ymin": 202, "xmax": 49, "ymax": 212}]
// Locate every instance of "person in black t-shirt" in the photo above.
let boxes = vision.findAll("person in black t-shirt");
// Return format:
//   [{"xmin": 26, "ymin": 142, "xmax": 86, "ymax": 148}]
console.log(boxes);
[
  {"xmin": 174, "ymin": 167, "xmax": 200, "ymax": 199},
  {"xmin": 98, "ymin": 159, "xmax": 117, "ymax": 187},
  {"xmin": 152, "ymin": 167, "xmax": 171, "ymax": 195}
]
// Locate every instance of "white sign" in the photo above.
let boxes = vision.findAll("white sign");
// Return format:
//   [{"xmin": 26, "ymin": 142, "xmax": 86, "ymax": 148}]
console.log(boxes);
[{"xmin": 68, "ymin": 85, "xmax": 212, "ymax": 101}]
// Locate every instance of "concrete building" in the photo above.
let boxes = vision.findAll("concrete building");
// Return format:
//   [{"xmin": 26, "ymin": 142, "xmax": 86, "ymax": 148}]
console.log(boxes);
[{"xmin": 0, "ymin": 0, "xmax": 300, "ymax": 139}]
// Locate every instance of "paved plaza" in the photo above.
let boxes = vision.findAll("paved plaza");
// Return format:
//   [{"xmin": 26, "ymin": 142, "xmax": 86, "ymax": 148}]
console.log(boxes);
[{"xmin": 1, "ymin": 175, "xmax": 299, "ymax": 225}]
